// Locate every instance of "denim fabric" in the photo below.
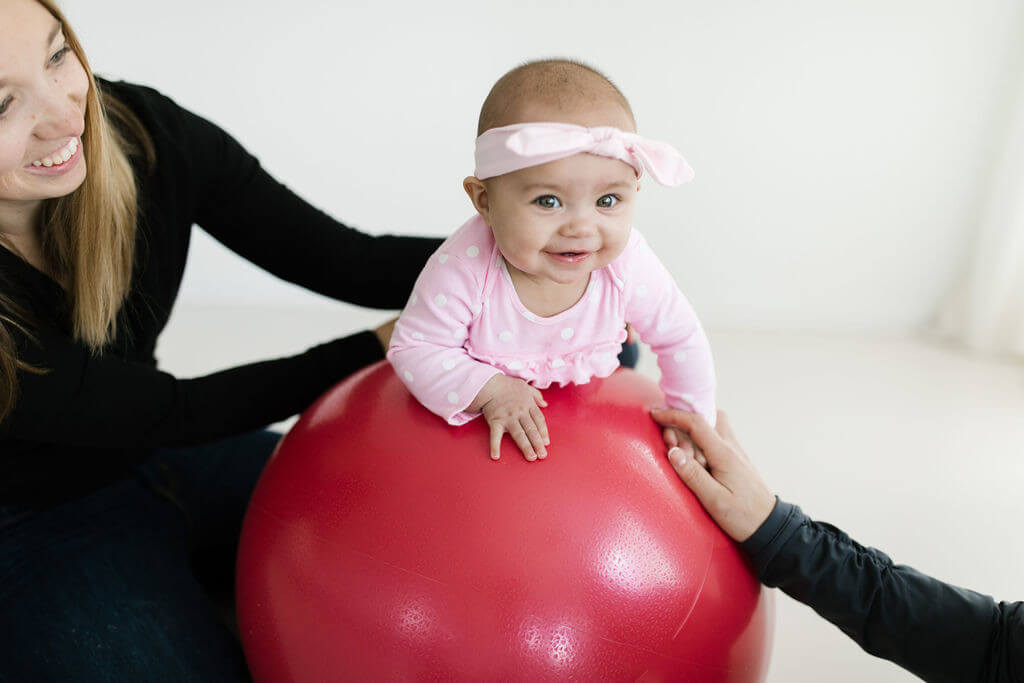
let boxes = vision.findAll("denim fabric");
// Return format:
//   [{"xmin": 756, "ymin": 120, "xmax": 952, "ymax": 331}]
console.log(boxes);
[{"xmin": 0, "ymin": 430, "xmax": 280, "ymax": 683}]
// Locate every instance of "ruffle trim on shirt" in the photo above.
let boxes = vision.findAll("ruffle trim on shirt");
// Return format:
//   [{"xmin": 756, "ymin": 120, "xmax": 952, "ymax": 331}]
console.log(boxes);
[{"xmin": 467, "ymin": 337, "xmax": 625, "ymax": 389}]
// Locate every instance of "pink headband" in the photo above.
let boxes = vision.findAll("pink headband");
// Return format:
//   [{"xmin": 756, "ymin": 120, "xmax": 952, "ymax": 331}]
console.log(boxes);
[{"xmin": 474, "ymin": 122, "xmax": 694, "ymax": 186}]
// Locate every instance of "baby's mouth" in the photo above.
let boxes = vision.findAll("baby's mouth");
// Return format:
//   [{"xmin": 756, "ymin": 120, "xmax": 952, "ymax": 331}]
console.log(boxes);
[{"xmin": 547, "ymin": 250, "xmax": 592, "ymax": 263}]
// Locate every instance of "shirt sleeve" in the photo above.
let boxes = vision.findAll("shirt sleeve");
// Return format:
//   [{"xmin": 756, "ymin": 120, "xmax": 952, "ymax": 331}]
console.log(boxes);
[
  {"xmin": 743, "ymin": 499, "xmax": 1024, "ymax": 683},
  {"xmin": 387, "ymin": 248, "xmax": 502, "ymax": 425},
  {"xmin": 2, "ymin": 324, "xmax": 386, "ymax": 449},
  {"xmin": 621, "ymin": 231, "xmax": 716, "ymax": 424},
  {"xmin": 152, "ymin": 86, "xmax": 441, "ymax": 309}
]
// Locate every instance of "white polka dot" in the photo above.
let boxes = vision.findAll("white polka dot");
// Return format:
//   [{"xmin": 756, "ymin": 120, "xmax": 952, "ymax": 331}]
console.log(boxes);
[
  {"xmin": 560, "ymin": 328, "xmax": 574, "ymax": 340},
  {"xmin": 551, "ymin": 358, "xmax": 566, "ymax": 369},
  {"xmin": 681, "ymin": 393, "xmax": 695, "ymax": 404},
  {"xmin": 437, "ymin": 253, "xmax": 449, "ymax": 264},
  {"xmin": 403, "ymin": 370, "xmax": 414, "ymax": 382},
  {"xmin": 470, "ymin": 304, "xmax": 482, "ymax": 316},
  {"xmin": 466, "ymin": 245, "xmax": 480, "ymax": 258},
  {"xmin": 657, "ymin": 320, "xmax": 672, "ymax": 333},
  {"xmin": 412, "ymin": 332, "xmax": 425, "ymax": 340},
  {"xmin": 434, "ymin": 294, "xmax": 447, "ymax": 307},
  {"xmin": 507, "ymin": 360, "xmax": 523, "ymax": 370},
  {"xmin": 409, "ymin": 292, "xmax": 418, "ymax": 306},
  {"xmin": 441, "ymin": 358, "xmax": 456, "ymax": 370},
  {"xmin": 673, "ymin": 350, "xmax": 688, "ymax": 363},
  {"xmin": 635, "ymin": 284, "xmax": 649, "ymax": 298},
  {"xmin": 447, "ymin": 391, "xmax": 460, "ymax": 404},
  {"xmin": 499, "ymin": 330, "xmax": 513, "ymax": 342}
]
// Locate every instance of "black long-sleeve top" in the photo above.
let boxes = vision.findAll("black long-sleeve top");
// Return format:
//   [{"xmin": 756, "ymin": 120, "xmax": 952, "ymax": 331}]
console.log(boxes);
[
  {"xmin": 743, "ymin": 499, "xmax": 1024, "ymax": 682},
  {"xmin": 0, "ymin": 80, "xmax": 442, "ymax": 506}
]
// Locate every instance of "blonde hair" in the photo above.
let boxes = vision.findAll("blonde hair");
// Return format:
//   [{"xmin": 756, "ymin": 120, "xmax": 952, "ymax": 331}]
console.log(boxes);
[{"xmin": 0, "ymin": 0, "xmax": 152, "ymax": 422}]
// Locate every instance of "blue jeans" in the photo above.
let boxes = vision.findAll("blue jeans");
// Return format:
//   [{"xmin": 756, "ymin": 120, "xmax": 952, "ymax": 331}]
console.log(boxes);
[{"xmin": 0, "ymin": 430, "xmax": 280, "ymax": 683}]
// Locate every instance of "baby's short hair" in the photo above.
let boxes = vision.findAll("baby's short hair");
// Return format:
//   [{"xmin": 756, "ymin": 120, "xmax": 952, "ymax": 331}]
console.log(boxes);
[{"xmin": 477, "ymin": 58, "xmax": 636, "ymax": 136}]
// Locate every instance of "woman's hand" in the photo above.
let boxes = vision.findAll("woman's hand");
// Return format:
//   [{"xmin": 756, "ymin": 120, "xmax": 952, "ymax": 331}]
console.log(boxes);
[
  {"xmin": 662, "ymin": 425, "xmax": 708, "ymax": 468},
  {"xmin": 470, "ymin": 374, "xmax": 549, "ymax": 461},
  {"xmin": 650, "ymin": 408, "xmax": 775, "ymax": 542}
]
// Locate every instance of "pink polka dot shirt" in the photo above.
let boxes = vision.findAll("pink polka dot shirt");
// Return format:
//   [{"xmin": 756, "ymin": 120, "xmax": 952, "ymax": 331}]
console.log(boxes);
[{"xmin": 387, "ymin": 215, "xmax": 716, "ymax": 426}]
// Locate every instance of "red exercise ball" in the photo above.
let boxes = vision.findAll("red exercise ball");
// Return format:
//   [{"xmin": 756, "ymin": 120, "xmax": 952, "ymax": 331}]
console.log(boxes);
[{"xmin": 237, "ymin": 362, "xmax": 774, "ymax": 681}]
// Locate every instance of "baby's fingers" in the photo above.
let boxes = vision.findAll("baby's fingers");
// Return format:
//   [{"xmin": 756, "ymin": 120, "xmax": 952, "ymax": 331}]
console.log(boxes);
[
  {"xmin": 530, "ymin": 386, "xmax": 548, "ymax": 408},
  {"xmin": 488, "ymin": 421, "xmax": 505, "ymax": 461},
  {"xmin": 508, "ymin": 421, "xmax": 540, "ymax": 461},
  {"xmin": 530, "ymin": 405, "xmax": 550, "ymax": 447},
  {"xmin": 663, "ymin": 426, "xmax": 679, "ymax": 448}
]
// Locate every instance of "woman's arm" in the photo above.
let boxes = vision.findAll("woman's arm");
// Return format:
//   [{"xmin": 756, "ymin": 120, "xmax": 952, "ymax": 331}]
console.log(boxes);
[
  {"xmin": 2, "ymin": 325, "xmax": 385, "ymax": 449},
  {"xmin": 746, "ymin": 499, "xmax": 1022, "ymax": 683},
  {"xmin": 111, "ymin": 80, "xmax": 442, "ymax": 309},
  {"xmin": 650, "ymin": 408, "xmax": 1024, "ymax": 683}
]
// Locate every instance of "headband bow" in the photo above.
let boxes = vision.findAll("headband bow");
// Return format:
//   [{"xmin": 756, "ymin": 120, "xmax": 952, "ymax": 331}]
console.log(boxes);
[{"xmin": 474, "ymin": 122, "xmax": 694, "ymax": 186}]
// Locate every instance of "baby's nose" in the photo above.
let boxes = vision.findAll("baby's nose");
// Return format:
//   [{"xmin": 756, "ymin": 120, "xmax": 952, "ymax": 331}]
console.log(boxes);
[{"xmin": 560, "ymin": 216, "xmax": 597, "ymax": 236}]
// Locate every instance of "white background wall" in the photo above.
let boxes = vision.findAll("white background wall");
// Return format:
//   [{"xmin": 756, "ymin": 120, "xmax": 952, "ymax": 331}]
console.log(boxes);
[{"xmin": 66, "ymin": 1, "xmax": 1022, "ymax": 334}]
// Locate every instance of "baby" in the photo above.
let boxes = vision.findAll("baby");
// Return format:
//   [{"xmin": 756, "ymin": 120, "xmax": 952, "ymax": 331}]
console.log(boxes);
[{"xmin": 388, "ymin": 59, "xmax": 716, "ymax": 462}]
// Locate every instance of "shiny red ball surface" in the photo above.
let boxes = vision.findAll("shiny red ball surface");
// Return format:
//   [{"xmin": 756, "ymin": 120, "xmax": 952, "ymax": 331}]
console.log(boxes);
[{"xmin": 237, "ymin": 362, "xmax": 773, "ymax": 681}]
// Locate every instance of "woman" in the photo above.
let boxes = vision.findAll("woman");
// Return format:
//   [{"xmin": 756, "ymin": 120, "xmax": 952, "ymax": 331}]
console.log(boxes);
[{"xmin": 0, "ymin": 0, "xmax": 442, "ymax": 679}]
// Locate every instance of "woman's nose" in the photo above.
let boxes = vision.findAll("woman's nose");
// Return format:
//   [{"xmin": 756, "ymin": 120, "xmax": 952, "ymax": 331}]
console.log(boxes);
[{"xmin": 34, "ymin": 81, "xmax": 85, "ymax": 140}]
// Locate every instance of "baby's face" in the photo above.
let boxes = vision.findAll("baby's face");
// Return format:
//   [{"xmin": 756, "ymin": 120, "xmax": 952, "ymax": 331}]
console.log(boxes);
[{"xmin": 484, "ymin": 152, "xmax": 639, "ymax": 288}]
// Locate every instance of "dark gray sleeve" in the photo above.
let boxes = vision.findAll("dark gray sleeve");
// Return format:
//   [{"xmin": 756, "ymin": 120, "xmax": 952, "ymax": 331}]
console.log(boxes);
[{"xmin": 742, "ymin": 499, "xmax": 1023, "ymax": 682}]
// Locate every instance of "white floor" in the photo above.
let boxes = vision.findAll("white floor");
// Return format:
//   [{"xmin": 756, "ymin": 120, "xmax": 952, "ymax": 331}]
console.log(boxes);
[{"xmin": 158, "ymin": 304, "xmax": 1024, "ymax": 683}]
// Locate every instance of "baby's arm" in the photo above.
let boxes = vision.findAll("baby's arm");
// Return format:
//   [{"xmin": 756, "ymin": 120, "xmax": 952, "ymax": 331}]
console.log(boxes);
[
  {"xmin": 387, "ymin": 249, "xmax": 548, "ymax": 460},
  {"xmin": 622, "ymin": 231, "xmax": 717, "ymax": 453}
]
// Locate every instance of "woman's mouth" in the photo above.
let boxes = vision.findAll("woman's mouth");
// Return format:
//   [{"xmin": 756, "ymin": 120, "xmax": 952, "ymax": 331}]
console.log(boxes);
[{"xmin": 26, "ymin": 137, "xmax": 80, "ymax": 172}]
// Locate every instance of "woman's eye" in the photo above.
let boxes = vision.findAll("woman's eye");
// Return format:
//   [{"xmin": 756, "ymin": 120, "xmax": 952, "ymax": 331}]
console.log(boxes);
[
  {"xmin": 0, "ymin": 96, "xmax": 11, "ymax": 117},
  {"xmin": 597, "ymin": 194, "xmax": 620, "ymax": 208},
  {"xmin": 534, "ymin": 195, "xmax": 562, "ymax": 209},
  {"xmin": 49, "ymin": 45, "xmax": 70, "ymax": 66}
]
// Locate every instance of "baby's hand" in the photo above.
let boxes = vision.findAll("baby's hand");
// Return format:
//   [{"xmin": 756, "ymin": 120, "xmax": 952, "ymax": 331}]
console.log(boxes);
[
  {"xmin": 472, "ymin": 374, "xmax": 549, "ymax": 461},
  {"xmin": 663, "ymin": 424, "xmax": 708, "ymax": 469}
]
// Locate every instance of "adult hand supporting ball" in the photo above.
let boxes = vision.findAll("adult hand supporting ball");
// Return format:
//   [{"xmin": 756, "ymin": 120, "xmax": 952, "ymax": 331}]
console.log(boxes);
[{"xmin": 650, "ymin": 408, "xmax": 776, "ymax": 543}]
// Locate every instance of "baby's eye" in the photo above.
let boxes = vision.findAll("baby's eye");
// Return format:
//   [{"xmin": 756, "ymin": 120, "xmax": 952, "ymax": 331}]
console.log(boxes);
[
  {"xmin": 534, "ymin": 195, "xmax": 562, "ymax": 209},
  {"xmin": 597, "ymin": 194, "xmax": 620, "ymax": 208}
]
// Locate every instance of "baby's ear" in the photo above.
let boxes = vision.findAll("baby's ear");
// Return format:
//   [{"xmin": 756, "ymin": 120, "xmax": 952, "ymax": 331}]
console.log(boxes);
[{"xmin": 463, "ymin": 176, "xmax": 491, "ymax": 225}]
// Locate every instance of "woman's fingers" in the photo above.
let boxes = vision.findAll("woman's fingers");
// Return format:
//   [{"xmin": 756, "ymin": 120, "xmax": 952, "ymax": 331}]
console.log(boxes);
[
  {"xmin": 668, "ymin": 446, "xmax": 726, "ymax": 512},
  {"xmin": 714, "ymin": 411, "xmax": 750, "ymax": 461},
  {"xmin": 663, "ymin": 426, "xmax": 679, "ymax": 448},
  {"xmin": 714, "ymin": 410, "xmax": 735, "ymax": 440},
  {"xmin": 694, "ymin": 446, "xmax": 709, "ymax": 469},
  {"xmin": 650, "ymin": 409, "xmax": 724, "ymax": 462}
]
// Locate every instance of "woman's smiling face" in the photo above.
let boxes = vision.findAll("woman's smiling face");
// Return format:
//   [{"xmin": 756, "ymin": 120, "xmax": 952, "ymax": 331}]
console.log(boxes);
[{"xmin": 0, "ymin": 0, "xmax": 89, "ymax": 214}]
